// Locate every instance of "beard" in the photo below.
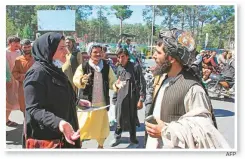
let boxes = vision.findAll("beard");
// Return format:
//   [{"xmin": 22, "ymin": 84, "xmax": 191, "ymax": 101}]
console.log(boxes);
[
  {"xmin": 23, "ymin": 50, "xmax": 31, "ymax": 55},
  {"xmin": 152, "ymin": 59, "xmax": 172, "ymax": 76}
]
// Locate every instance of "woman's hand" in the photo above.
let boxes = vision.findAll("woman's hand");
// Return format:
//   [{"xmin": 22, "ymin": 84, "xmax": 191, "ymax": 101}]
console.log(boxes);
[{"xmin": 59, "ymin": 120, "xmax": 80, "ymax": 145}]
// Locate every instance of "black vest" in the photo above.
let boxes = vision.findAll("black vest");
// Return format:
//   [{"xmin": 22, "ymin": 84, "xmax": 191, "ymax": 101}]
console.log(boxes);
[{"xmin": 82, "ymin": 60, "xmax": 110, "ymax": 106}]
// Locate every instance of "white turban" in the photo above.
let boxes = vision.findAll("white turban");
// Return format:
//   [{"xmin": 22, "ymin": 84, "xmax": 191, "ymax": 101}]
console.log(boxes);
[{"xmin": 86, "ymin": 42, "xmax": 102, "ymax": 55}]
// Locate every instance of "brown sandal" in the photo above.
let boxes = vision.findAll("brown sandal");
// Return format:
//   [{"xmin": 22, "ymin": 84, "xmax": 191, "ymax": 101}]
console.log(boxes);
[{"xmin": 6, "ymin": 120, "xmax": 18, "ymax": 127}]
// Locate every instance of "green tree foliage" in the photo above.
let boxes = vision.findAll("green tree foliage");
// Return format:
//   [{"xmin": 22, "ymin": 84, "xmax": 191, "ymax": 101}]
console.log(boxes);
[
  {"xmin": 22, "ymin": 24, "xmax": 33, "ymax": 39},
  {"xmin": 6, "ymin": 5, "xmax": 234, "ymax": 51},
  {"xmin": 158, "ymin": 5, "xmax": 180, "ymax": 29},
  {"xmin": 111, "ymin": 5, "xmax": 133, "ymax": 37},
  {"xmin": 142, "ymin": 5, "xmax": 234, "ymax": 50},
  {"xmin": 6, "ymin": 14, "xmax": 16, "ymax": 37}
]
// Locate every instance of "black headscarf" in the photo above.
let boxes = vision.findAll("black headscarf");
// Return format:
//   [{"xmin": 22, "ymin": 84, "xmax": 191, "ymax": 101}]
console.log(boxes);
[{"xmin": 32, "ymin": 32, "xmax": 68, "ymax": 82}]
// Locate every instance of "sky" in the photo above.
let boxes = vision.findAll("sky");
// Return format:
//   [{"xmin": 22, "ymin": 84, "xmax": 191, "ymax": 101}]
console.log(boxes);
[
  {"xmin": 37, "ymin": 5, "xmax": 162, "ymax": 31},
  {"xmin": 36, "ymin": 5, "xmax": 225, "ymax": 31},
  {"xmin": 38, "ymin": 10, "xmax": 76, "ymax": 31},
  {"xmin": 88, "ymin": 5, "xmax": 162, "ymax": 25}
]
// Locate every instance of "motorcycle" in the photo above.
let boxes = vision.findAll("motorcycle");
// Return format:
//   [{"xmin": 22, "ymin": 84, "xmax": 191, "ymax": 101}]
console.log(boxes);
[
  {"xmin": 205, "ymin": 74, "xmax": 235, "ymax": 98},
  {"xmin": 144, "ymin": 67, "xmax": 154, "ymax": 85}
]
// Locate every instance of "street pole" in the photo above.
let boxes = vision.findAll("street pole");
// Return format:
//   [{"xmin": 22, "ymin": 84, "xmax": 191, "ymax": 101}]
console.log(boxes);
[
  {"xmin": 150, "ymin": 5, "xmax": 155, "ymax": 55},
  {"xmin": 99, "ymin": 6, "xmax": 102, "ymax": 43}
]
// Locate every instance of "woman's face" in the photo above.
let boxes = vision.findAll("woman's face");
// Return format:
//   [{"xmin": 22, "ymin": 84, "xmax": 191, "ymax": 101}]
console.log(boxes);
[{"xmin": 53, "ymin": 39, "xmax": 68, "ymax": 63}]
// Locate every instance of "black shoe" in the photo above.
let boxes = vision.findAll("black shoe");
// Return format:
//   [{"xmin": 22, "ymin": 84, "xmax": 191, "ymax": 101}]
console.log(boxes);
[
  {"xmin": 127, "ymin": 142, "xmax": 139, "ymax": 148},
  {"xmin": 110, "ymin": 138, "xmax": 121, "ymax": 147},
  {"xmin": 130, "ymin": 139, "xmax": 139, "ymax": 144}
]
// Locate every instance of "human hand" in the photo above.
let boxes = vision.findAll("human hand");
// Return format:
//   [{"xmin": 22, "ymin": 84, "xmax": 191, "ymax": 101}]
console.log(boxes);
[
  {"xmin": 137, "ymin": 101, "xmax": 143, "ymax": 110},
  {"xmin": 59, "ymin": 120, "xmax": 80, "ymax": 145},
  {"xmin": 80, "ymin": 73, "xmax": 92, "ymax": 85},
  {"xmin": 6, "ymin": 82, "xmax": 12, "ymax": 89},
  {"xmin": 79, "ymin": 99, "xmax": 91, "ymax": 107},
  {"xmin": 145, "ymin": 118, "xmax": 165, "ymax": 138},
  {"xmin": 211, "ymin": 52, "xmax": 216, "ymax": 57},
  {"xmin": 115, "ymin": 77, "xmax": 126, "ymax": 90}
]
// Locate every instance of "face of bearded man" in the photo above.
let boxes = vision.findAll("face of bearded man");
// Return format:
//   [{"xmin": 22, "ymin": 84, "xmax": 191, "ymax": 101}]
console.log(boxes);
[
  {"xmin": 152, "ymin": 43, "xmax": 172, "ymax": 76},
  {"xmin": 22, "ymin": 44, "xmax": 32, "ymax": 55},
  {"xmin": 152, "ymin": 57, "xmax": 172, "ymax": 76}
]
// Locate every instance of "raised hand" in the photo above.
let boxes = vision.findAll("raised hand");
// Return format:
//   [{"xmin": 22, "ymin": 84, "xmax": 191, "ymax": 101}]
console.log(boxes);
[
  {"xmin": 80, "ymin": 73, "xmax": 92, "ymax": 85},
  {"xmin": 115, "ymin": 77, "xmax": 126, "ymax": 90}
]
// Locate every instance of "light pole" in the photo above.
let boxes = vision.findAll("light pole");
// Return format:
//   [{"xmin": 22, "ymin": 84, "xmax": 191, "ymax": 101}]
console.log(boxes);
[
  {"xmin": 99, "ymin": 6, "xmax": 102, "ymax": 42},
  {"xmin": 150, "ymin": 5, "xmax": 155, "ymax": 55}
]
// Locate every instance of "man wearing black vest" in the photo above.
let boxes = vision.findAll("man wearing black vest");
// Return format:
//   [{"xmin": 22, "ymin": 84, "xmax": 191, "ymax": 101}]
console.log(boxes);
[
  {"xmin": 73, "ymin": 43, "xmax": 120, "ymax": 148},
  {"xmin": 144, "ymin": 29, "xmax": 228, "ymax": 149},
  {"xmin": 63, "ymin": 36, "xmax": 83, "ymax": 95}
]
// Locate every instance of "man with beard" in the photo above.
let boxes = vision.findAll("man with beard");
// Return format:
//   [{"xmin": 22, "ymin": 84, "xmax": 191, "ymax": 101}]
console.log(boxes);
[
  {"xmin": 110, "ymin": 48, "xmax": 146, "ymax": 148},
  {"xmin": 144, "ymin": 29, "xmax": 228, "ymax": 149},
  {"xmin": 73, "ymin": 43, "xmax": 118, "ymax": 148},
  {"xmin": 12, "ymin": 39, "xmax": 34, "ymax": 116},
  {"xmin": 63, "ymin": 36, "xmax": 82, "ymax": 93}
]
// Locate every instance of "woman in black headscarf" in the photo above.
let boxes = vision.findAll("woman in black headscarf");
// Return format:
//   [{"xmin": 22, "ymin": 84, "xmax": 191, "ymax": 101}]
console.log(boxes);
[{"xmin": 23, "ymin": 32, "xmax": 80, "ymax": 148}]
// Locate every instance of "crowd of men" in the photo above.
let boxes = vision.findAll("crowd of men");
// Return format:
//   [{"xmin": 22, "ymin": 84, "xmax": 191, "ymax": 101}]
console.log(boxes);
[
  {"xmin": 6, "ymin": 28, "xmax": 231, "ymax": 149},
  {"xmin": 193, "ymin": 49, "xmax": 235, "ymax": 91}
]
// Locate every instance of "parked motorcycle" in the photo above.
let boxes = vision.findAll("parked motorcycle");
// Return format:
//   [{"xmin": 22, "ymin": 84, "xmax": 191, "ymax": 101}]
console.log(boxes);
[{"xmin": 205, "ymin": 74, "xmax": 235, "ymax": 98}]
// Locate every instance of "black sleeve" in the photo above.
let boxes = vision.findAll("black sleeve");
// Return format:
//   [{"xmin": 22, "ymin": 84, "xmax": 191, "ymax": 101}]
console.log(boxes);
[
  {"xmin": 135, "ymin": 63, "xmax": 146, "ymax": 101},
  {"xmin": 24, "ymin": 78, "xmax": 63, "ymax": 134},
  {"xmin": 112, "ymin": 66, "xmax": 122, "ymax": 105},
  {"xmin": 144, "ymin": 78, "xmax": 154, "ymax": 117}
]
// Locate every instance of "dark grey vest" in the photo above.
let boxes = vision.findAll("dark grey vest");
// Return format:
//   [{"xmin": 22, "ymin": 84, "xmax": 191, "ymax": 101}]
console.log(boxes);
[{"xmin": 149, "ymin": 71, "xmax": 200, "ymax": 123}]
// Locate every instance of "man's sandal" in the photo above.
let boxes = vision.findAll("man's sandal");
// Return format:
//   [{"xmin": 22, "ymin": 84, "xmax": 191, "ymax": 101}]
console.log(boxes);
[{"xmin": 6, "ymin": 120, "xmax": 18, "ymax": 127}]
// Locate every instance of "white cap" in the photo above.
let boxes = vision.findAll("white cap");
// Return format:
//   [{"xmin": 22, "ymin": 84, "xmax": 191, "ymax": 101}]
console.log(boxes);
[{"xmin": 86, "ymin": 42, "xmax": 101, "ymax": 55}]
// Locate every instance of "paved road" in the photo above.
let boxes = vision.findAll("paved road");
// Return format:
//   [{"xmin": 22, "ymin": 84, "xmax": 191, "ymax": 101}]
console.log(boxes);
[{"xmin": 6, "ymin": 59, "xmax": 235, "ymax": 149}]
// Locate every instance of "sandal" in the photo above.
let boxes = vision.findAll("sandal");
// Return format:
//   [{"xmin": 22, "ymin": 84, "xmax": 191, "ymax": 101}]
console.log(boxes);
[
  {"xmin": 98, "ymin": 145, "xmax": 103, "ymax": 149},
  {"xmin": 6, "ymin": 120, "xmax": 18, "ymax": 127}
]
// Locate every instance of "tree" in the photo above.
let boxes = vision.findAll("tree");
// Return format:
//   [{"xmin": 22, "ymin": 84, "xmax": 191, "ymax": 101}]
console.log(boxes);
[
  {"xmin": 157, "ymin": 5, "xmax": 180, "ymax": 29},
  {"xmin": 211, "ymin": 6, "xmax": 235, "ymax": 48},
  {"xmin": 198, "ymin": 6, "xmax": 213, "ymax": 37},
  {"xmin": 95, "ymin": 5, "xmax": 111, "ymax": 42},
  {"xmin": 111, "ymin": 5, "xmax": 133, "ymax": 39},
  {"xmin": 22, "ymin": 24, "xmax": 33, "ymax": 39},
  {"xmin": 7, "ymin": 5, "xmax": 35, "ymax": 39},
  {"xmin": 6, "ymin": 14, "xmax": 16, "ymax": 37},
  {"xmin": 5, "ymin": 5, "xmax": 234, "ymax": 49}
]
